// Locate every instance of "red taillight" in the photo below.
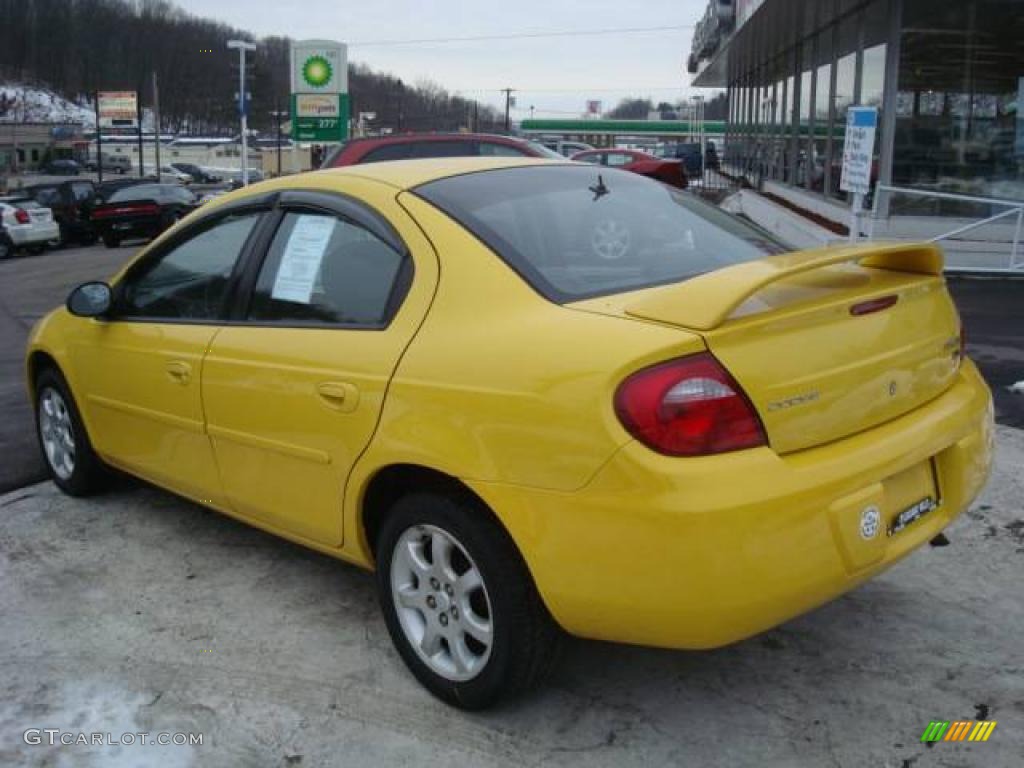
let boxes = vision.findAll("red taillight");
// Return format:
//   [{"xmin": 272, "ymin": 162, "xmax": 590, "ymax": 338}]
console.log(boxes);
[
  {"xmin": 14, "ymin": 208, "xmax": 30, "ymax": 224},
  {"xmin": 614, "ymin": 352, "xmax": 767, "ymax": 456},
  {"xmin": 93, "ymin": 203, "xmax": 160, "ymax": 219}
]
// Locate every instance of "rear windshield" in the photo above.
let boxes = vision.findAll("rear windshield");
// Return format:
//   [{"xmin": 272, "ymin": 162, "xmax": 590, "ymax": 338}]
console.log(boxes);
[
  {"xmin": 415, "ymin": 165, "xmax": 786, "ymax": 302},
  {"xmin": 109, "ymin": 185, "xmax": 163, "ymax": 202}
]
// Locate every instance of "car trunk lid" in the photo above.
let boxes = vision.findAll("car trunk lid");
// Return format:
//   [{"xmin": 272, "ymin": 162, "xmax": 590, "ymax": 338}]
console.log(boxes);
[{"xmin": 573, "ymin": 243, "xmax": 963, "ymax": 454}]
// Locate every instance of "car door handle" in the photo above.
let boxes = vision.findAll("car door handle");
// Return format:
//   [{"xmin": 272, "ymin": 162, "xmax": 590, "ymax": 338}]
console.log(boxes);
[
  {"xmin": 316, "ymin": 381, "xmax": 359, "ymax": 413},
  {"xmin": 166, "ymin": 360, "xmax": 192, "ymax": 384}
]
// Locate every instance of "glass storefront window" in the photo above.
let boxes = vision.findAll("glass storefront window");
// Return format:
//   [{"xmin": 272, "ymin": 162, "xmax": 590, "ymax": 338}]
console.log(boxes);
[
  {"xmin": 812, "ymin": 27, "xmax": 834, "ymax": 194},
  {"xmin": 798, "ymin": 39, "xmax": 813, "ymax": 187},
  {"xmin": 830, "ymin": 13, "xmax": 859, "ymax": 199},
  {"xmin": 894, "ymin": 0, "xmax": 1024, "ymax": 214}
]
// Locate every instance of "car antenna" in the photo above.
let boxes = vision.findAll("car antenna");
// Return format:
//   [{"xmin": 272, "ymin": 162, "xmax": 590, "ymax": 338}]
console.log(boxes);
[{"xmin": 589, "ymin": 174, "xmax": 610, "ymax": 201}]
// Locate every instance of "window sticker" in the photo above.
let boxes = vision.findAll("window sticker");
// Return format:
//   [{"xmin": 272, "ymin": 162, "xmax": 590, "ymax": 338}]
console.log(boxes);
[{"xmin": 271, "ymin": 215, "xmax": 335, "ymax": 303}]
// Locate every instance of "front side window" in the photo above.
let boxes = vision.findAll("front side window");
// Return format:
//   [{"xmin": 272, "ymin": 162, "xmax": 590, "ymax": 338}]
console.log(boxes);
[
  {"xmin": 416, "ymin": 165, "xmax": 785, "ymax": 303},
  {"xmin": 118, "ymin": 212, "xmax": 260, "ymax": 320},
  {"xmin": 575, "ymin": 153, "xmax": 604, "ymax": 165},
  {"xmin": 248, "ymin": 211, "xmax": 406, "ymax": 327}
]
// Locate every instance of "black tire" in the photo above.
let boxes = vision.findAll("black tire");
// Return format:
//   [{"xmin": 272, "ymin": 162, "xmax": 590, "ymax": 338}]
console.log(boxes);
[
  {"xmin": 34, "ymin": 367, "xmax": 108, "ymax": 496},
  {"xmin": 376, "ymin": 491, "xmax": 561, "ymax": 710},
  {"xmin": 27, "ymin": 244, "xmax": 46, "ymax": 255},
  {"xmin": 102, "ymin": 234, "xmax": 121, "ymax": 249},
  {"xmin": 0, "ymin": 237, "xmax": 13, "ymax": 260}
]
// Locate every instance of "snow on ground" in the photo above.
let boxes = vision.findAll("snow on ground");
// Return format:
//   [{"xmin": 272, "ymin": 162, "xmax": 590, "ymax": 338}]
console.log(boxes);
[{"xmin": 0, "ymin": 83, "xmax": 95, "ymax": 126}]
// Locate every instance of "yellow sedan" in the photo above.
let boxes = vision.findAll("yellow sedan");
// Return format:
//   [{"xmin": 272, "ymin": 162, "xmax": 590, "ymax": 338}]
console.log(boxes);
[{"xmin": 26, "ymin": 157, "xmax": 993, "ymax": 709}]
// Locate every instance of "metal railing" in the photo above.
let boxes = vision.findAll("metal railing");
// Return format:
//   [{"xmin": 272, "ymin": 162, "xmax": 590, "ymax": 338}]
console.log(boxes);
[{"xmin": 868, "ymin": 185, "xmax": 1024, "ymax": 272}]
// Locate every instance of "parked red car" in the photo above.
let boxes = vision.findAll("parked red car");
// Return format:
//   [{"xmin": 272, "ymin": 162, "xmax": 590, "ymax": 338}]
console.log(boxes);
[
  {"xmin": 322, "ymin": 133, "xmax": 563, "ymax": 167},
  {"xmin": 570, "ymin": 149, "xmax": 688, "ymax": 189}
]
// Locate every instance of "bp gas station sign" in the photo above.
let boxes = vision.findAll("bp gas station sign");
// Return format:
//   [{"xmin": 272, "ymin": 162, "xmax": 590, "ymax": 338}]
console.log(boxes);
[{"xmin": 290, "ymin": 40, "xmax": 349, "ymax": 142}]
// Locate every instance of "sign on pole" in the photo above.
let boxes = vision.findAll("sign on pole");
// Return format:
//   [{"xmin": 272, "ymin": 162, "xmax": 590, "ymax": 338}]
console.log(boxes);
[
  {"xmin": 97, "ymin": 91, "xmax": 139, "ymax": 130},
  {"xmin": 840, "ymin": 106, "xmax": 878, "ymax": 242},
  {"xmin": 290, "ymin": 40, "xmax": 349, "ymax": 143}
]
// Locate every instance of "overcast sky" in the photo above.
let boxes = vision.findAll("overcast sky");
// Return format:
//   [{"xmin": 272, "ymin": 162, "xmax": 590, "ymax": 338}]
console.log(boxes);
[{"xmin": 172, "ymin": 0, "xmax": 712, "ymax": 117}]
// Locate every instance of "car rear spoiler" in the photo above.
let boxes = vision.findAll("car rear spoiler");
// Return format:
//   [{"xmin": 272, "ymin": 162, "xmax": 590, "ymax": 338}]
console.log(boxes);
[{"xmin": 624, "ymin": 242, "xmax": 944, "ymax": 331}]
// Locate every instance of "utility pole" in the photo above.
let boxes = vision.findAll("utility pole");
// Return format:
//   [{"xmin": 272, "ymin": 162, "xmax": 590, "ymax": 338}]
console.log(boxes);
[
  {"xmin": 151, "ymin": 72, "xmax": 161, "ymax": 179},
  {"xmin": 501, "ymin": 88, "xmax": 516, "ymax": 133},
  {"xmin": 136, "ymin": 85, "xmax": 145, "ymax": 178},
  {"xmin": 473, "ymin": 101, "xmax": 479, "ymax": 133},
  {"xmin": 228, "ymin": 39, "xmax": 256, "ymax": 185},
  {"xmin": 93, "ymin": 92, "xmax": 103, "ymax": 184}
]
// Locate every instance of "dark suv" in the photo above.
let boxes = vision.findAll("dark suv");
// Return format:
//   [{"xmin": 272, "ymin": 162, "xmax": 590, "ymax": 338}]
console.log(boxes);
[
  {"xmin": 322, "ymin": 133, "xmax": 562, "ymax": 168},
  {"xmin": 24, "ymin": 179, "xmax": 99, "ymax": 246}
]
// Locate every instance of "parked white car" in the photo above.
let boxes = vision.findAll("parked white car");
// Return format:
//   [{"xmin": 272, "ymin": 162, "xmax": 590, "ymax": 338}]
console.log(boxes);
[
  {"xmin": 158, "ymin": 165, "xmax": 193, "ymax": 184},
  {"xmin": 0, "ymin": 197, "xmax": 60, "ymax": 259}
]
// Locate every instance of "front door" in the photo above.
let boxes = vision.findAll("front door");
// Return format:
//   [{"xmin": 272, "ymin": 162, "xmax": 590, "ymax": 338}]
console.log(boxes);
[
  {"xmin": 202, "ymin": 189, "xmax": 437, "ymax": 546},
  {"xmin": 68, "ymin": 209, "xmax": 264, "ymax": 505}
]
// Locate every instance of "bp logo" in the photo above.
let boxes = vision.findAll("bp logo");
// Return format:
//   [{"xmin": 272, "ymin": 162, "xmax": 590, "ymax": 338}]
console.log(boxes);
[{"xmin": 302, "ymin": 55, "xmax": 333, "ymax": 88}]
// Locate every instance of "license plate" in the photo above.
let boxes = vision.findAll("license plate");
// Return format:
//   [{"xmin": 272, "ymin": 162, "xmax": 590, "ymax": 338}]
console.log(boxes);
[
  {"xmin": 888, "ymin": 496, "xmax": 938, "ymax": 536},
  {"xmin": 113, "ymin": 223, "xmax": 132, "ymax": 230}
]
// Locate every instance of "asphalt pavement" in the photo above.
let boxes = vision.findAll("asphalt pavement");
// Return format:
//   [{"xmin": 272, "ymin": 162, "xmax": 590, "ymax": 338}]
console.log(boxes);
[{"xmin": 1, "ymin": 425, "xmax": 1021, "ymax": 767}]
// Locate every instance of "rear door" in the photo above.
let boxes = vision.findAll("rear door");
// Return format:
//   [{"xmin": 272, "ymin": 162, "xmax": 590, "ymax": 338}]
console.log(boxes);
[{"xmin": 201, "ymin": 187, "xmax": 439, "ymax": 546}]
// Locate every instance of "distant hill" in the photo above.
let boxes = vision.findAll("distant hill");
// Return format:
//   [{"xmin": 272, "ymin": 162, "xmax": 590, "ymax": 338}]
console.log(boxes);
[
  {"xmin": 0, "ymin": 0, "xmax": 500, "ymax": 135},
  {"xmin": 0, "ymin": 83, "xmax": 95, "ymax": 126}
]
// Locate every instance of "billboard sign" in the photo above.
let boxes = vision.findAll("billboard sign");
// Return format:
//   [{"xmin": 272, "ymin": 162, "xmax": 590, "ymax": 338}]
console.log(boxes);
[
  {"xmin": 97, "ymin": 91, "xmax": 138, "ymax": 130},
  {"xmin": 291, "ymin": 40, "xmax": 348, "ymax": 94},
  {"xmin": 290, "ymin": 94, "xmax": 349, "ymax": 142},
  {"xmin": 290, "ymin": 40, "xmax": 349, "ymax": 142}
]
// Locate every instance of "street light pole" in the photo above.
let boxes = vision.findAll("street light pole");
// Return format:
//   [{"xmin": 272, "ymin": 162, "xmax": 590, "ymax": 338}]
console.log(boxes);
[{"xmin": 228, "ymin": 39, "xmax": 256, "ymax": 186}]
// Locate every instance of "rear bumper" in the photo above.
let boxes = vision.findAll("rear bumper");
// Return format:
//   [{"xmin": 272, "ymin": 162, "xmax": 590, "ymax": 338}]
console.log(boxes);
[
  {"xmin": 471, "ymin": 361, "xmax": 994, "ymax": 649},
  {"xmin": 99, "ymin": 218, "xmax": 160, "ymax": 238},
  {"xmin": 8, "ymin": 223, "xmax": 59, "ymax": 246}
]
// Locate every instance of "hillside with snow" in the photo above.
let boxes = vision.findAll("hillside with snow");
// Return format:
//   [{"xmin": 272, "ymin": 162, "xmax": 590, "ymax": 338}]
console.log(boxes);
[{"xmin": 0, "ymin": 83, "xmax": 95, "ymax": 126}]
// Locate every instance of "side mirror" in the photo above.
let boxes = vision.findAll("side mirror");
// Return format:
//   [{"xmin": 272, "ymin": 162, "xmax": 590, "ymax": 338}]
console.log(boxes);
[{"xmin": 66, "ymin": 281, "xmax": 112, "ymax": 318}]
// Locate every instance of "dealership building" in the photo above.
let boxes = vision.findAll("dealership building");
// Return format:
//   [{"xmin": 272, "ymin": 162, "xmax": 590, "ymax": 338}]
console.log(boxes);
[{"xmin": 688, "ymin": 0, "xmax": 1024, "ymax": 270}]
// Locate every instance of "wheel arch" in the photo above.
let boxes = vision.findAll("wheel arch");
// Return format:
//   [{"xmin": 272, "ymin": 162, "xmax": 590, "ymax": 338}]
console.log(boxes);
[
  {"xmin": 357, "ymin": 463, "xmax": 537, "ymax": 580},
  {"xmin": 26, "ymin": 348, "xmax": 62, "ymax": 399}
]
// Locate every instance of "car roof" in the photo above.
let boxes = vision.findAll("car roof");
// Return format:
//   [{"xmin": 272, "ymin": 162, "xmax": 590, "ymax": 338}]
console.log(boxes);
[
  {"xmin": 285, "ymin": 156, "xmax": 568, "ymax": 192},
  {"xmin": 345, "ymin": 132, "xmax": 531, "ymax": 147}
]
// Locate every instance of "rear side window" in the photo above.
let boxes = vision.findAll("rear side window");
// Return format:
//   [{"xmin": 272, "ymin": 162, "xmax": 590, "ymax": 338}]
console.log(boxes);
[
  {"xmin": 248, "ymin": 212, "xmax": 406, "ymax": 327},
  {"xmin": 416, "ymin": 165, "xmax": 785, "ymax": 303},
  {"xmin": 71, "ymin": 183, "xmax": 94, "ymax": 202},
  {"xmin": 361, "ymin": 144, "xmax": 412, "ymax": 163}
]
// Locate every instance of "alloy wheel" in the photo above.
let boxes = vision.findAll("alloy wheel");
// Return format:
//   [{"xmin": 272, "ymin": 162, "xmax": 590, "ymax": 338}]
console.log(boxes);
[
  {"xmin": 390, "ymin": 524, "xmax": 494, "ymax": 682},
  {"xmin": 38, "ymin": 387, "xmax": 76, "ymax": 480}
]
